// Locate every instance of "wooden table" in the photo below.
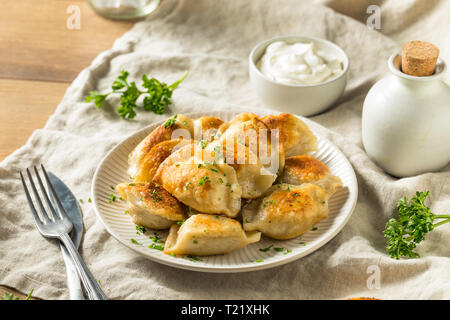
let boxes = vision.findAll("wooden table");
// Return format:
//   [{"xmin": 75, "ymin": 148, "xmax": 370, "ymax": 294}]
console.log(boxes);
[{"xmin": 0, "ymin": 0, "xmax": 134, "ymax": 299}]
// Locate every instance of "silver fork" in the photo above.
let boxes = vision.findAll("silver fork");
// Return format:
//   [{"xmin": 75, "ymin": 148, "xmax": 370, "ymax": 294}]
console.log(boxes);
[{"xmin": 20, "ymin": 165, "xmax": 107, "ymax": 300}]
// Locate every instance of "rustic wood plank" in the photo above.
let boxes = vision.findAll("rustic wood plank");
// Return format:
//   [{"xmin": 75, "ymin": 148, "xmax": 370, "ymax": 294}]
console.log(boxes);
[
  {"xmin": 0, "ymin": 79, "xmax": 70, "ymax": 160},
  {"xmin": 0, "ymin": 0, "xmax": 137, "ymax": 299},
  {"xmin": 0, "ymin": 0, "xmax": 134, "ymax": 83}
]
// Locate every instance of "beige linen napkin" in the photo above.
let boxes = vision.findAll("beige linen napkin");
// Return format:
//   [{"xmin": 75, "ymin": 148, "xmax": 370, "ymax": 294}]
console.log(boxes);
[{"xmin": 0, "ymin": 0, "xmax": 448, "ymax": 299}]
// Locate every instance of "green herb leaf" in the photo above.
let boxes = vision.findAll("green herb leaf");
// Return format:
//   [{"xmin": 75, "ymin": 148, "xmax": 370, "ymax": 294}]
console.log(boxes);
[
  {"xmin": 2, "ymin": 292, "xmax": 20, "ymax": 300},
  {"xmin": 130, "ymin": 238, "xmax": 140, "ymax": 245},
  {"xmin": 384, "ymin": 191, "xmax": 450, "ymax": 259},
  {"xmin": 259, "ymin": 245, "xmax": 273, "ymax": 252},
  {"xmin": 148, "ymin": 243, "xmax": 164, "ymax": 251},
  {"xmin": 197, "ymin": 176, "xmax": 211, "ymax": 186},
  {"xmin": 85, "ymin": 71, "xmax": 188, "ymax": 119},
  {"xmin": 164, "ymin": 114, "xmax": 178, "ymax": 128},
  {"xmin": 135, "ymin": 225, "xmax": 146, "ymax": 234},
  {"xmin": 108, "ymin": 193, "xmax": 116, "ymax": 203},
  {"xmin": 25, "ymin": 289, "xmax": 34, "ymax": 300}
]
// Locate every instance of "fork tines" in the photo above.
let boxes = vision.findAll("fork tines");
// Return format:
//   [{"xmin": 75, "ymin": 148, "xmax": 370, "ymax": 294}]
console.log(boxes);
[{"xmin": 20, "ymin": 165, "xmax": 69, "ymax": 225}]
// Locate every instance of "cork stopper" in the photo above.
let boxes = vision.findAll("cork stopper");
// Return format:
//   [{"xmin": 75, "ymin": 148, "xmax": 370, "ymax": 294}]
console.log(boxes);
[{"xmin": 401, "ymin": 41, "xmax": 439, "ymax": 76}]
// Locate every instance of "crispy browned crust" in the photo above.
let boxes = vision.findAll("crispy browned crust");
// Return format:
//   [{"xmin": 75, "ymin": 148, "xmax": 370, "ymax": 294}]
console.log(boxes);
[
  {"xmin": 132, "ymin": 124, "xmax": 183, "ymax": 160},
  {"xmin": 117, "ymin": 182, "xmax": 186, "ymax": 221},
  {"xmin": 284, "ymin": 155, "xmax": 330, "ymax": 182},
  {"xmin": 198, "ymin": 116, "xmax": 224, "ymax": 132},
  {"xmin": 134, "ymin": 139, "xmax": 189, "ymax": 183},
  {"xmin": 265, "ymin": 187, "xmax": 314, "ymax": 218},
  {"xmin": 261, "ymin": 113, "xmax": 298, "ymax": 148},
  {"xmin": 261, "ymin": 113, "xmax": 317, "ymax": 157}
]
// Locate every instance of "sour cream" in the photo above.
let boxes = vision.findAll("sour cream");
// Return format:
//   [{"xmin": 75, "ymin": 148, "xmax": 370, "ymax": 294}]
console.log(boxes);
[{"xmin": 257, "ymin": 41, "xmax": 343, "ymax": 85}]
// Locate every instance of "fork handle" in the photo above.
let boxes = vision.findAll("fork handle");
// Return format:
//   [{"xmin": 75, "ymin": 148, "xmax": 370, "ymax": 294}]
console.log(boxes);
[{"xmin": 59, "ymin": 233, "xmax": 107, "ymax": 300}]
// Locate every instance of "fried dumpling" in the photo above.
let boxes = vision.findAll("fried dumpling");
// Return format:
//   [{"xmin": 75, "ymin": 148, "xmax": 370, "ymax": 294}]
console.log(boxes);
[
  {"xmin": 242, "ymin": 183, "xmax": 329, "ymax": 240},
  {"xmin": 153, "ymin": 144, "xmax": 242, "ymax": 218},
  {"xmin": 133, "ymin": 139, "xmax": 191, "ymax": 183},
  {"xmin": 116, "ymin": 182, "xmax": 186, "ymax": 229},
  {"xmin": 193, "ymin": 116, "xmax": 224, "ymax": 141},
  {"xmin": 218, "ymin": 112, "xmax": 285, "ymax": 174},
  {"xmin": 206, "ymin": 140, "xmax": 277, "ymax": 199},
  {"xmin": 261, "ymin": 113, "xmax": 317, "ymax": 157},
  {"xmin": 163, "ymin": 214, "xmax": 261, "ymax": 256},
  {"xmin": 280, "ymin": 155, "xmax": 342, "ymax": 195},
  {"xmin": 128, "ymin": 114, "xmax": 194, "ymax": 178}
]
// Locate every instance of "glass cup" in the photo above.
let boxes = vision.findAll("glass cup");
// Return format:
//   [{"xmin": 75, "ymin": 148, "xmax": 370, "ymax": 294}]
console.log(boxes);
[{"xmin": 87, "ymin": 0, "xmax": 162, "ymax": 20}]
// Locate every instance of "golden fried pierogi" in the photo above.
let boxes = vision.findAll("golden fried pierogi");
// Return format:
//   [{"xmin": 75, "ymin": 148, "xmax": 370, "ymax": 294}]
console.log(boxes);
[
  {"xmin": 164, "ymin": 214, "xmax": 261, "ymax": 256},
  {"xmin": 116, "ymin": 182, "xmax": 186, "ymax": 229},
  {"xmin": 242, "ymin": 183, "xmax": 329, "ymax": 240},
  {"xmin": 280, "ymin": 155, "xmax": 342, "ymax": 195}
]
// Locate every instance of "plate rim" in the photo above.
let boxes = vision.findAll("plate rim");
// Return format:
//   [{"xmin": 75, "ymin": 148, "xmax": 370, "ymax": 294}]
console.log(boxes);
[{"xmin": 91, "ymin": 111, "xmax": 358, "ymax": 273}]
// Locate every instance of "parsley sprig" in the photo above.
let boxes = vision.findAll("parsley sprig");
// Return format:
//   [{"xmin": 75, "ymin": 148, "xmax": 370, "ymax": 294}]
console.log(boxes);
[
  {"xmin": 384, "ymin": 191, "xmax": 450, "ymax": 259},
  {"xmin": 85, "ymin": 70, "xmax": 188, "ymax": 119}
]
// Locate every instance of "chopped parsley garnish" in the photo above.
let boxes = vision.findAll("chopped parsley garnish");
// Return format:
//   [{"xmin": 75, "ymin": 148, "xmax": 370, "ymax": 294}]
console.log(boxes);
[
  {"xmin": 148, "ymin": 243, "xmax": 164, "ymax": 250},
  {"xmin": 311, "ymin": 227, "xmax": 318, "ymax": 231},
  {"xmin": 218, "ymin": 178, "xmax": 224, "ymax": 184},
  {"xmin": 109, "ymin": 185, "xmax": 115, "ymax": 190},
  {"xmin": 88, "ymin": 197, "xmax": 92, "ymax": 203},
  {"xmin": 135, "ymin": 225, "xmax": 146, "ymax": 234},
  {"xmin": 128, "ymin": 183, "xmax": 136, "ymax": 186},
  {"xmin": 198, "ymin": 176, "xmax": 211, "ymax": 186},
  {"xmin": 263, "ymin": 200, "xmax": 275, "ymax": 208},
  {"xmin": 187, "ymin": 255, "xmax": 201, "ymax": 262},
  {"xmin": 199, "ymin": 140, "xmax": 208, "ymax": 149},
  {"xmin": 185, "ymin": 182, "xmax": 192, "ymax": 190},
  {"xmin": 109, "ymin": 193, "xmax": 116, "ymax": 203},
  {"xmin": 170, "ymin": 252, "xmax": 177, "ymax": 257},
  {"xmin": 259, "ymin": 245, "xmax": 273, "ymax": 252},
  {"xmin": 150, "ymin": 232, "xmax": 163, "ymax": 243},
  {"xmin": 255, "ymin": 259, "xmax": 264, "ymax": 263},
  {"xmin": 176, "ymin": 220, "xmax": 185, "ymax": 226},
  {"xmin": 164, "ymin": 114, "xmax": 178, "ymax": 128},
  {"xmin": 209, "ymin": 168, "xmax": 218, "ymax": 173},
  {"xmin": 79, "ymin": 199, "xmax": 84, "ymax": 204},
  {"xmin": 150, "ymin": 189, "xmax": 162, "ymax": 202},
  {"xmin": 130, "ymin": 238, "xmax": 140, "ymax": 245},
  {"xmin": 273, "ymin": 247, "xmax": 284, "ymax": 252},
  {"xmin": 283, "ymin": 249, "xmax": 292, "ymax": 255},
  {"xmin": 226, "ymin": 183, "xmax": 231, "ymax": 187},
  {"xmin": 193, "ymin": 240, "xmax": 198, "ymax": 244}
]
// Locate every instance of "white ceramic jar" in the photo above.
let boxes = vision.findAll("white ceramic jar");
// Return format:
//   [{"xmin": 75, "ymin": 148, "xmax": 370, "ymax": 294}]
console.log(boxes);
[{"xmin": 362, "ymin": 53, "xmax": 450, "ymax": 177}]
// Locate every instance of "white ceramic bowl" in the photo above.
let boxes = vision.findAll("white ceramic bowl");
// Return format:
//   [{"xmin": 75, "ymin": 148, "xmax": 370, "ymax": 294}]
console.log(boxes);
[{"xmin": 249, "ymin": 35, "xmax": 349, "ymax": 116}]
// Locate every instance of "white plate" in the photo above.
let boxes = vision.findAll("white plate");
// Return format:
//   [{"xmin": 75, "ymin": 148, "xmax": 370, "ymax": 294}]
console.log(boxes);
[{"xmin": 91, "ymin": 111, "xmax": 358, "ymax": 272}]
